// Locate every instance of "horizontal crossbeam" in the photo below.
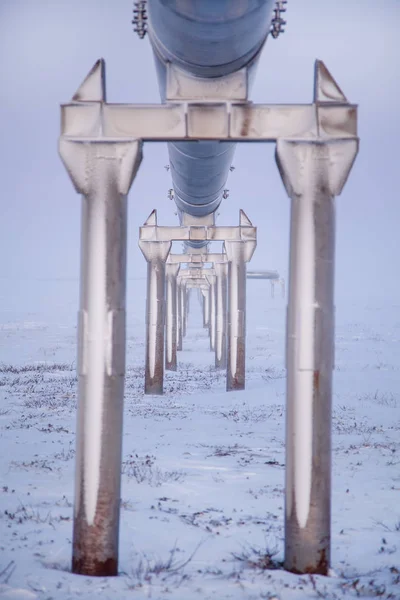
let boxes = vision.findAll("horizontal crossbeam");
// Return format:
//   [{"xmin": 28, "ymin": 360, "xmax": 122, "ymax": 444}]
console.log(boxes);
[
  {"xmin": 140, "ymin": 210, "xmax": 256, "ymax": 243},
  {"xmin": 61, "ymin": 102, "xmax": 357, "ymax": 142},
  {"xmin": 168, "ymin": 253, "xmax": 227, "ymax": 265}
]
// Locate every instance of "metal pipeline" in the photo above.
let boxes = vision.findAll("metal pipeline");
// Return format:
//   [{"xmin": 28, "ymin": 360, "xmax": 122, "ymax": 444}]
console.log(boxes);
[{"xmin": 146, "ymin": 0, "xmax": 274, "ymax": 231}]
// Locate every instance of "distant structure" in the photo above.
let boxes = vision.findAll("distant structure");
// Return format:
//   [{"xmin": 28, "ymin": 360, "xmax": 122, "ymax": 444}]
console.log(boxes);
[
  {"xmin": 247, "ymin": 270, "xmax": 285, "ymax": 298},
  {"xmin": 247, "ymin": 270, "xmax": 279, "ymax": 280}
]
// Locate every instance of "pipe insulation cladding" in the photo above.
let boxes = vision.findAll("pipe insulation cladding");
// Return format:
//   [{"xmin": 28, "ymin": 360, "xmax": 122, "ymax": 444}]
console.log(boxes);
[{"xmin": 146, "ymin": 0, "xmax": 275, "ymax": 233}]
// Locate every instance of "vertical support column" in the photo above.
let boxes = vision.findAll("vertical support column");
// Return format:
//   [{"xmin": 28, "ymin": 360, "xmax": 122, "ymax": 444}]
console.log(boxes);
[
  {"xmin": 197, "ymin": 288, "xmax": 202, "ymax": 307},
  {"xmin": 165, "ymin": 263, "xmax": 180, "ymax": 371},
  {"xmin": 181, "ymin": 279, "xmax": 188, "ymax": 338},
  {"xmin": 214, "ymin": 262, "xmax": 228, "ymax": 369},
  {"xmin": 206, "ymin": 273, "xmax": 217, "ymax": 352},
  {"xmin": 176, "ymin": 278, "xmax": 183, "ymax": 351},
  {"xmin": 59, "ymin": 138, "xmax": 142, "ymax": 576},
  {"xmin": 225, "ymin": 240, "xmax": 256, "ymax": 391},
  {"xmin": 186, "ymin": 288, "xmax": 191, "ymax": 320},
  {"xmin": 203, "ymin": 287, "xmax": 210, "ymax": 329},
  {"xmin": 139, "ymin": 240, "xmax": 172, "ymax": 395},
  {"xmin": 276, "ymin": 138, "xmax": 358, "ymax": 574}
]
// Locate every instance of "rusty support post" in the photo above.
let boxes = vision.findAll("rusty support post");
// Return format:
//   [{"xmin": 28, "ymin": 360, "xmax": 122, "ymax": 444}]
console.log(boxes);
[
  {"xmin": 176, "ymin": 278, "xmax": 183, "ymax": 351},
  {"xmin": 165, "ymin": 263, "xmax": 180, "ymax": 371},
  {"xmin": 59, "ymin": 59, "xmax": 143, "ymax": 577},
  {"xmin": 139, "ymin": 237, "xmax": 171, "ymax": 395},
  {"xmin": 276, "ymin": 138, "xmax": 358, "ymax": 574},
  {"xmin": 215, "ymin": 262, "xmax": 228, "ymax": 369},
  {"xmin": 206, "ymin": 273, "xmax": 217, "ymax": 352},
  {"xmin": 181, "ymin": 279, "xmax": 188, "ymax": 338},
  {"xmin": 225, "ymin": 236, "xmax": 256, "ymax": 391},
  {"xmin": 60, "ymin": 140, "xmax": 142, "ymax": 575},
  {"xmin": 203, "ymin": 286, "xmax": 210, "ymax": 330}
]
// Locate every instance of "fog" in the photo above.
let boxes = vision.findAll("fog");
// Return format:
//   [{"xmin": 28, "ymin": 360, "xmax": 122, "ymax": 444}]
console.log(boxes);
[{"xmin": 0, "ymin": 0, "xmax": 398, "ymax": 307}]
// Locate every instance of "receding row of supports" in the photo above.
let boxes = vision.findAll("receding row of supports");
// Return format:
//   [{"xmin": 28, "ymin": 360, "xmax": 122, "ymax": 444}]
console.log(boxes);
[
  {"xmin": 59, "ymin": 59, "xmax": 359, "ymax": 577},
  {"xmin": 139, "ymin": 211, "xmax": 256, "ymax": 395}
]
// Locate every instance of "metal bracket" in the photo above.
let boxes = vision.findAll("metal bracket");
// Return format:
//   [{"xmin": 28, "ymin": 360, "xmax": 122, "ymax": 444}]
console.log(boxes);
[
  {"xmin": 61, "ymin": 59, "xmax": 357, "ymax": 144},
  {"xmin": 139, "ymin": 209, "xmax": 256, "ymax": 244},
  {"xmin": 167, "ymin": 252, "xmax": 227, "ymax": 266},
  {"xmin": 270, "ymin": 0, "xmax": 287, "ymax": 39},
  {"xmin": 132, "ymin": 1, "xmax": 147, "ymax": 39}
]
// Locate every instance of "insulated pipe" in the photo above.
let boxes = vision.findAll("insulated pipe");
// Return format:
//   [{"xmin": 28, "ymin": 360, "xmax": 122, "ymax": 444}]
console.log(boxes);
[
  {"xmin": 148, "ymin": 1, "xmax": 274, "ymax": 78},
  {"xmin": 147, "ymin": 1, "xmax": 275, "ymax": 228}
]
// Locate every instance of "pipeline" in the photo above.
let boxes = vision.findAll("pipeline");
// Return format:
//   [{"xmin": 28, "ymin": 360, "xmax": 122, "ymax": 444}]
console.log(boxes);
[{"xmin": 141, "ymin": 0, "xmax": 275, "ymax": 241}]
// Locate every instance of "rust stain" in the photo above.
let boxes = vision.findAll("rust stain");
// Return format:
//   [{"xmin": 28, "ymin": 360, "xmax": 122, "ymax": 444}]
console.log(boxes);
[
  {"xmin": 240, "ymin": 105, "xmax": 252, "ymax": 137},
  {"xmin": 304, "ymin": 548, "xmax": 329, "ymax": 576},
  {"xmin": 286, "ymin": 548, "xmax": 328, "ymax": 576},
  {"xmin": 72, "ymin": 556, "xmax": 117, "ymax": 577},
  {"xmin": 313, "ymin": 370, "xmax": 320, "ymax": 393}
]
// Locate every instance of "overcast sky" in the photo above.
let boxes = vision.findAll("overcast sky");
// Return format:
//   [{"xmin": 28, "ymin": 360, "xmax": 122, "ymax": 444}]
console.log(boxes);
[{"xmin": 0, "ymin": 0, "xmax": 398, "ymax": 306}]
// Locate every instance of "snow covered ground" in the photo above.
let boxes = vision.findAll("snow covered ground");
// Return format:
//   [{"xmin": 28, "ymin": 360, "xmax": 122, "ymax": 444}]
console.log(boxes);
[{"xmin": 0, "ymin": 278, "xmax": 399, "ymax": 599}]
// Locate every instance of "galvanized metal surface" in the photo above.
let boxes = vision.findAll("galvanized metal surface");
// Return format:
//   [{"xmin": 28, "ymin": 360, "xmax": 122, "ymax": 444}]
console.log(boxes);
[
  {"xmin": 59, "ymin": 49, "xmax": 359, "ymax": 578},
  {"xmin": 165, "ymin": 263, "xmax": 180, "ymax": 371},
  {"xmin": 203, "ymin": 287, "xmax": 210, "ymax": 330},
  {"xmin": 139, "ymin": 210, "xmax": 256, "ymax": 243},
  {"xmin": 139, "ymin": 240, "xmax": 171, "ymax": 395},
  {"xmin": 59, "ymin": 134, "xmax": 142, "ymax": 575},
  {"xmin": 205, "ymin": 273, "xmax": 217, "ymax": 352},
  {"xmin": 225, "ymin": 238, "xmax": 257, "ymax": 392},
  {"xmin": 62, "ymin": 61, "xmax": 357, "ymax": 143},
  {"xmin": 167, "ymin": 252, "xmax": 228, "ymax": 265},
  {"xmin": 215, "ymin": 262, "xmax": 228, "ymax": 369},
  {"xmin": 176, "ymin": 279, "xmax": 183, "ymax": 351},
  {"xmin": 180, "ymin": 279, "xmax": 187, "ymax": 339},
  {"xmin": 276, "ymin": 138, "xmax": 358, "ymax": 574},
  {"xmin": 62, "ymin": 100, "xmax": 357, "ymax": 143}
]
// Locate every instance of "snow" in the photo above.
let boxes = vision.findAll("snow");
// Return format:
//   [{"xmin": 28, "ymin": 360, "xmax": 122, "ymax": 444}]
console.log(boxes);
[{"xmin": 0, "ymin": 278, "xmax": 399, "ymax": 599}]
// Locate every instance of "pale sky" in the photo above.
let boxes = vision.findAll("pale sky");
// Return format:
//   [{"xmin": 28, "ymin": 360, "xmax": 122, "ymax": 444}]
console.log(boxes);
[{"xmin": 0, "ymin": 0, "xmax": 398, "ymax": 305}]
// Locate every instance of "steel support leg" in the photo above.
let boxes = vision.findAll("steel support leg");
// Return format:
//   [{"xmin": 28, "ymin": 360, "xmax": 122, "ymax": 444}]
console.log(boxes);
[
  {"xmin": 206, "ymin": 274, "xmax": 217, "ymax": 352},
  {"xmin": 177, "ymin": 280, "xmax": 183, "ymax": 351},
  {"xmin": 181, "ymin": 280, "xmax": 187, "ymax": 338},
  {"xmin": 215, "ymin": 262, "xmax": 228, "ymax": 369},
  {"xmin": 165, "ymin": 263, "xmax": 180, "ymax": 371},
  {"xmin": 186, "ymin": 288, "xmax": 191, "ymax": 320},
  {"xmin": 139, "ymin": 241, "xmax": 171, "ymax": 395},
  {"xmin": 203, "ymin": 287, "xmax": 210, "ymax": 329},
  {"xmin": 276, "ymin": 138, "xmax": 358, "ymax": 575},
  {"xmin": 225, "ymin": 240, "xmax": 256, "ymax": 391},
  {"xmin": 59, "ymin": 138, "xmax": 142, "ymax": 576}
]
